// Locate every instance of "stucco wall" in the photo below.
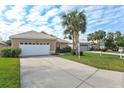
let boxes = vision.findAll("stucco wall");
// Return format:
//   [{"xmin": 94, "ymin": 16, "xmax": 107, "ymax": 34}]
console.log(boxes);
[
  {"xmin": 11, "ymin": 38, "xmax": 56, "ymax": 53},
  {"xmin": 56, "ymin": 42, "xmax": 68, "ymax": 49},
  {"xmin": 60, "ymin": 43, "xmax": 68, "ymax": 49}
]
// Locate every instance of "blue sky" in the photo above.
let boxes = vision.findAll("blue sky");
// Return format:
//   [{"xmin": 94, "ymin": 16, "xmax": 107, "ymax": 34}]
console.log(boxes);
[{"xmin": 0, "ymin": 5, "xmax": 124, "ymax": 41}]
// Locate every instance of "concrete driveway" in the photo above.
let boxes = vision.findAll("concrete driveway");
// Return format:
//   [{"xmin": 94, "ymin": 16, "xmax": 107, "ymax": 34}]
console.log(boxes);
[{"xmin": 20, "ymin": 56, "xmax": 124, "ymax": 88}]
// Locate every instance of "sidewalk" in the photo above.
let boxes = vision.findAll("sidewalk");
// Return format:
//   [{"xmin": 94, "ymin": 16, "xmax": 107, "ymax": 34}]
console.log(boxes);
[{"xmin": 86, "ymin": 51, "xmax": 124, "ymax": 56}]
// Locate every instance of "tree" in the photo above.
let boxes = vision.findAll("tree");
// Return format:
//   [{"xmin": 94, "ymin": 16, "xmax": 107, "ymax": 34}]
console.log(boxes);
[
  {"xmin": 63, "ymin": 28, "xmax": 75, "ymax": 51},
  {"xmin": 62, "ymin": 10, "xmax": 86, "ymax": 55},
  {"xmin": 115, "ymin": 31, "xmax": 124, "ymax": 47},
  {"xmin": 104, "ymin": 32, "xmax": 116, "ymax": 50},
  {"xmin": 94, "ymin": 30, "xmax": 106, "ymax": 49},
  {"xmin": 115, "ymin": 31, "xmax": 122, "ymax": 41},
  {"xmin": 107, "ymin": 32, "xmax": 114, "ymax": 39},
  {"xmin": 116, "ymin": 40, "xmax": 124, "ymax": 47},
  {"xmin": 115, "ymin": 31, "xmax": 121, "ymax": 38},
  {"xmin": 87, "ymin": 33, "xmax": 96, "ymax": 44}
]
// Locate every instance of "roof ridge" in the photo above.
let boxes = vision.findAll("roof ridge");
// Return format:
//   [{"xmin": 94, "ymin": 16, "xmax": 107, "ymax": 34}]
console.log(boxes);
[
  {"xmin": 10, "ymin": 30, "xmax": 37, "ymax": 38},
  {"xmin": 10, "ymin": 31, "xmax": 56, "ymax": 39}
]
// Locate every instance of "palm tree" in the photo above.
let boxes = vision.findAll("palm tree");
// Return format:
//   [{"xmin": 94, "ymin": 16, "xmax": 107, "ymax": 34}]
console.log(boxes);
[
  {"xmin": 94, "ymin": 30, "xmax": 106, "ymax": 49},
  {"xmin": 62, "ymin": 10, "xmax": 86, "ymax": 55},
  {"xmin": 63, "ymin": 28, "xmax": 75, "ymax": 51},
  {"xmin": 87, "ymin": 33, "xmax": 96, "ymax": 44}
]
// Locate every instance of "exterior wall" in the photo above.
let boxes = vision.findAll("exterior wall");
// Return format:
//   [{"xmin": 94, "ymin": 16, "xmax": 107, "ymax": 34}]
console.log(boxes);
[
  {"xmin": 11, "ymin": 38, "xmax": 56, "ymax": 53},
  {"xmin": 59, "ymin": 43, "xmax": 68, "ymax": 49},
  {"xmin": 56, "ymin": 42, "xmax": 68, "ymax": 49}
]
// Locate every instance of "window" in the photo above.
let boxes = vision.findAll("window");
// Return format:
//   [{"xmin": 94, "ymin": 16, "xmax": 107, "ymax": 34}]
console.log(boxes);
[
  {"xmin": 40, "ymin": 43, "xmax": 42, "ymax": 45},
  {"xmin": 44, "ymin": 43, "xmax": 46, "ymax": 45},
  {"xmin": 20, "ymin": 42, "xmax": 23, "ymax": 45},
  {"xmin": 25, "ymin": 43, "xmax": 27, "ymax": 45},
  {"xmin": 47, "ymin": 43, "xmax": 49, "ymax": 45},
  {"xmin": 37, "ymin": 43, "xmax": 39, "ymax": 45},
  {"xmin": 29, "ymin": 43, "xmax": 31, "ymax": 45},
  {"xmin": 33, "ymin": 43, "xmax": 35, "ymax": 45}
]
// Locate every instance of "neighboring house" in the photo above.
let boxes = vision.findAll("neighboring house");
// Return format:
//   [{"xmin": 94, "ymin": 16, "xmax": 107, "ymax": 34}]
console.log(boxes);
[
  {"xmin": 99, "ymin": 41, "xmax": 105, "ymax": 49},
  {"xmin": 68, "ymin": 40, "xmax": 91, "ymax": 52},
  {"xmin": 80, "ymin": 41, "xmax": 91, "ymax": 51},
  {"xmin": 56, "ymin": 38, "xmax": 70, "ymax": 49},
  {"xmin": 0, "ymin": 41, "xmax": 7, "ymax": 48},
  {"xmin": 10, "ymin": 31, "xmax": 69, "ymax": 56},
  {"xmin": 90, "ymin": 40, "xmax": 105, "ymax": 49}
]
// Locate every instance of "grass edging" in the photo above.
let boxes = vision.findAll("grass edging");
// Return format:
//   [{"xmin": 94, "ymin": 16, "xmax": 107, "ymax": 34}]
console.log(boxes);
[{"xmin": 59, "ymin": 53, "xmax": 124, "ymax": 72}]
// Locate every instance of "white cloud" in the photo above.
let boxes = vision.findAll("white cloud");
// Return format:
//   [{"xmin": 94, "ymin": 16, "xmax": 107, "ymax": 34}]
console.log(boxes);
[
  {"xmin": 26, "ymin": 6, "xmax": 45, "ymax": 22},
  {"xmin": 52, "ymin": 25, "xmax": 64, "ymax": 38},
  {"xmin": 5, "ymin": 5, "xmax": 26, "ymax": 21},
  {"xmin": 60, "ymin": 5, "xmax": 78, "ymax": 13},
  {"xmin": 0, "ymin": 19, "xmax": 30, "ymax": 40},
  {"xmin": 49, "ymin": 16, "xmax": 62, "ymax": 27},
  {"xmin": 26, "ymin": 6, "xmax": 51, "ymax": 26},
  {"xmin": 36, "ymin": 25, "xmax": 54, "ymax": 34},
  {"xmin": 44, "ymin": 8, "xmax": 59, "ymax": 17},
  {"xmin": 0, "ymin": 5, "xmax": 124, "ymax": 41},
  {"xmin": 0, "ymin": 5, "xmax": 6, "ymax": 15}
]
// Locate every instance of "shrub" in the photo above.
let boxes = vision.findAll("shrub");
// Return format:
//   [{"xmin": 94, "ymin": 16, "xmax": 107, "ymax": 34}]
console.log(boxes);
[
  {"xmin": 71, "ymin": 50, "xmax": 76, "ymax": 55},
  {"xmin": 60, "ymin": 47, "xmax": 71, "ymax": 53},
  {"xmin": 100, "ymin": 48, "xmax": 108, "ymax": 52},
  {"xmin": 80, "ymin": 51, "xmax": 83, "ymax": 56},
  {"xmin": 0, "ymin": 48, "xmax": 21, "ymax": 57},
  {"xmin": 56, "ymin": 47, "xmax": 60, "ymax": 54},
  {"xmin": 90, "ymin": 46, "xmax": 100, "ymax": 51}
]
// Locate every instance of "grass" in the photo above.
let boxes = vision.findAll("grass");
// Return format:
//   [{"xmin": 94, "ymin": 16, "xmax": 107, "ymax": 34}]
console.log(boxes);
[
  {"xmin": 0, "ymin": 58, "xmax": 20, "ymax": 88},
  {"xmin": 59, "ymin": 53, "xmax": 124, "ymax": 72}
]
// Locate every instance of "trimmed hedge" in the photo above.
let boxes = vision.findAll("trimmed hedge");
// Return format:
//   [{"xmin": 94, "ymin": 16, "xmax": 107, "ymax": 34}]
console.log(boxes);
[
  {"xmin": 60, "ymin": 47, "xmax": 71, "ymax": 53},
  {"xmin": 0, "ymin": 48, "xmax": 21, "ymax": 57}
]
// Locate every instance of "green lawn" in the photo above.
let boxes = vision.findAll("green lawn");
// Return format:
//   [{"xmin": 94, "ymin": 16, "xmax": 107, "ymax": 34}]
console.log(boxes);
[
  {"xmin": 59, "ymin": 53, "xmax": 124, "ymax": 72},
  {"xmin": 0, "ymin": 58, "xmax": 20, "ymax": 88}
]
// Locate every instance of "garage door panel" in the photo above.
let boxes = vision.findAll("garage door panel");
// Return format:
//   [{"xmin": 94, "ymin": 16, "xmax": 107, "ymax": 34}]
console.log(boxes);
[
  {"xmin": 80, "ymin": 45, "xmax": 88, "ymax": 51},
  {"xmin": 20, "ymin": 45, "xmax": 50, "ymax": 56}
]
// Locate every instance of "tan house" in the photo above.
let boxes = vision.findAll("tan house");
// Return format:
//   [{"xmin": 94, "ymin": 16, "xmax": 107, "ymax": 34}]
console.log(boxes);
[
  {"xmin": 56, "ymin": 38, "xmax": 70, "ymax": 49},
  {"xmin": 10, "ymin": 31, "xmax": 69, "ymax": 56}
]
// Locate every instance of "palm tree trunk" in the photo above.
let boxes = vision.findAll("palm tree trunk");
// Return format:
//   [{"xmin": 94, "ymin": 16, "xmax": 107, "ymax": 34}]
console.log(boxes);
[
  {"xmin": 77, "ymin": 34, "xmax": 80, "ymax": 56},
  {"xmin": 73, "ymin": 30, "xmax": 76, "ymax": 54},
  {"xmin": 75, "ymin": 32, "xmax": 79, "ymax": 56},
  {"xmin": 72, "ymin": 31, "xmax": 75, "ymax": 52},
  {"xmin": 96, "ymin": 40, "xmax": 99, "ymax": 49},
  {"xmin": 92, "ymin": 40, "xmax": 95, "ymax": 44},
  {"xmin": 98, "ymin": 40, "xmax": 100, "ymax": 49}
]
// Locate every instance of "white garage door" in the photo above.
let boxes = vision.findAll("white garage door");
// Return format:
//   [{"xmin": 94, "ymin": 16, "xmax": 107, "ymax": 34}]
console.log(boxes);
[
  {"xmin": 80, "ymin": 45, "xmax": 88, "ymax": 52},
  {"xmin": 20, "ymin": 43, "xmax": 50, "ymax": 56}
]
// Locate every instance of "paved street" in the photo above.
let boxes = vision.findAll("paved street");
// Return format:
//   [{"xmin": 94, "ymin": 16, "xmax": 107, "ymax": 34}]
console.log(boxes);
[{"xmin": 20, "ymin": 56, "xmax": 124, "ymax": 88}]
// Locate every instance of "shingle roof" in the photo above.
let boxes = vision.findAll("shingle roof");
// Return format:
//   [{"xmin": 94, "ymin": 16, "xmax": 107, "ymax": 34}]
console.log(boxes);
[
  {"xmin": 57, "ymin": 38, "xmax": 70, "ymax": 43},
  {"xmin": 10, "ymin": 31, "xmax": 56, "ymax": 40},
  {"xmin": 0, "ymin": 41, "xmax": 6, "ymax": 45}
]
